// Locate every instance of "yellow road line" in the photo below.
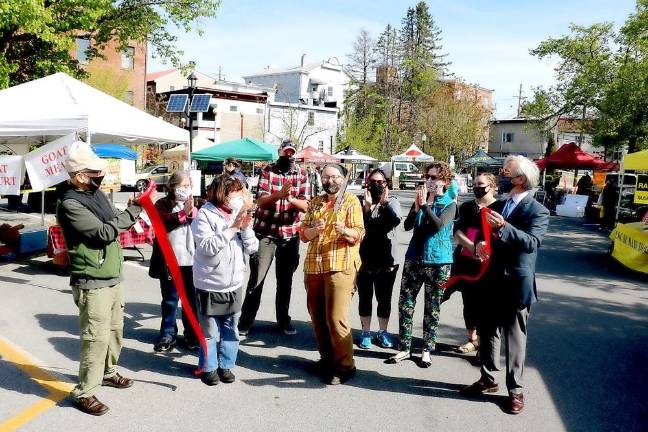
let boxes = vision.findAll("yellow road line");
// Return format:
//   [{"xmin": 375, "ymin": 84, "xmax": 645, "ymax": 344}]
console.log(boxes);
[{"xmin": 0, "ymin": 336, "xmax": 73, "ymax": 432}]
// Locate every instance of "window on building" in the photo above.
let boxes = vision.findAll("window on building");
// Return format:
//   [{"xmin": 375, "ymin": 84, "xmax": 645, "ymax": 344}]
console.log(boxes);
[
  {"xmin": 256, "ymin": 108, "xmax": 264, "ymax": 114},
  {"xmin": 76, "ymin": 38, "xmax": 90, "ymax": 64},
  {"xmin": 307, "ymin": 111, "xmax": 315, "ymax": 126},
  {"xmin": 169, "ymin": 85, "xmax": 175, "ymax": 91},
  {"xmin": 230, "ymin": 105, "xmax": 238, "ymax": 112},
  {"xmin": 121, "ymin": 46, "xmax": 135, "ymax": 70},
  {"xmin": 503, "ymin": 132, "xmax": 514, "ymax": 143},
  {"xmin": 318, "ymin": 140, "xmax": 324, "ymax": 151},
  {"xmin": 124, "ymin": 91, "xmax": 134, "ymax": 105},
  {"xmin": 327, "ymin": 86, "xmax": 333, "ymax": 97}
]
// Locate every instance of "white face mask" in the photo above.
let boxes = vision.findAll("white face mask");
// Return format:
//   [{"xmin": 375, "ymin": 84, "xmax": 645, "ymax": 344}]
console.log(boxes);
[
  {"xmin": 227, "ymin": 196, "xmax": 245, "ymax": 215},
  {"xmin": 175, "ymin": 186, "xmax": 191, "ymax": 202}
]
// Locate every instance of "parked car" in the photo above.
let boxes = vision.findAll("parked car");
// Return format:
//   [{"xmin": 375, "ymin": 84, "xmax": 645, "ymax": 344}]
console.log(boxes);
[{"xmin": 121, "ymin": 165, "xmax": 170, "ymax": 192}]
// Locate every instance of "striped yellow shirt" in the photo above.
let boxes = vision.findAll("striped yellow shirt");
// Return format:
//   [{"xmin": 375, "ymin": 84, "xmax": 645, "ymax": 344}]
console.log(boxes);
[{"xmin": 300, "ymin": 192, "xmax": 365, "ymax": 274}]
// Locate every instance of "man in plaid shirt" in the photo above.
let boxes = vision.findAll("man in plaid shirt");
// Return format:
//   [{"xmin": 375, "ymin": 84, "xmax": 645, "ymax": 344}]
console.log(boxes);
[{"xmin": 239, "ymin": 140, "xmax": 311, "ymax": 335}]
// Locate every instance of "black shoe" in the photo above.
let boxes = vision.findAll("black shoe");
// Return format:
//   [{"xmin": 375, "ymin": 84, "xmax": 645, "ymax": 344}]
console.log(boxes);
[
  {"xmin": 154, "ymin": 338, "xmax": 176, "ymax": 352},
  {"xmin": 217, "ymin": 368, "xmax": 236, "ymax": 383},
  {"xmin": 281, "ymin": 322, "xmax": 297, "ymax": 336},
  {"xmin": 200, "ymin": 370, "xmax": 220, "ymax": 386},
  {"xmin": 184, "ymin": 339, "xmax": 199, "ymax": 351}
]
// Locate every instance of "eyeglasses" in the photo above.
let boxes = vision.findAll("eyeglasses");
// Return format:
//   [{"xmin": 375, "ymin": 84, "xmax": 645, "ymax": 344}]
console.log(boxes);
[
  {"xmin": 322, "ymin": 175, "xmax": 343, "ymax": 181},
  {"xmin": 368, "ymin": 179, "xmax": 387, "ymax": 185},
  {"xmin": 499, "ymin": 168, "xmax": 522, "ymax": 178}
]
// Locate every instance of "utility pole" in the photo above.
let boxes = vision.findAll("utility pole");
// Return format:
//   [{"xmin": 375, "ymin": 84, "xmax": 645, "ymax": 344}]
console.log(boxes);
[{"xmin": 515, "ymin": 83, "xmax": 523, "ymax": 118}]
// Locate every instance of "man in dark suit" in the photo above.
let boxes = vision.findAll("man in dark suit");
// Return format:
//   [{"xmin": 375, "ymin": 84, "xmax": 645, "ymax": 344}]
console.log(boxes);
[{"xmin": 460, "ymin": 155, "xmax": 550, "ymax": 415}]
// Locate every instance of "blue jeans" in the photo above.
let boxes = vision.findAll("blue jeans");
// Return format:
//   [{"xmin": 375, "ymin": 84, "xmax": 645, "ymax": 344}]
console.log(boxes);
[
  {"xmin": 198, "ymin": 312, "xmax": 240, "ymax": 372},
  {"xmin": 159, "ymin": 266, "xmax": 197, "ymax": 344}
]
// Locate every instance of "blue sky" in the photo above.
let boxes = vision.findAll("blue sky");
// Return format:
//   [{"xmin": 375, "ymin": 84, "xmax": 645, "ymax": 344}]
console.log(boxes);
[{"xmin": 149, "ymin": 0, "xmax": 636, "ymax": 119}]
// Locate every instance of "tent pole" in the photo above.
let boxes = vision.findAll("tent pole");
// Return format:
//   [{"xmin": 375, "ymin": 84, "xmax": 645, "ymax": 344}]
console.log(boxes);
[
  {"xmin": 614, "ymin": 150, "xmax": 626, "ymax": 225},
  {"xmin": 542, "ymin": 169, "xmax": 547, "ymax": 205},
  {"xmin": 40, "ymin": 191, "xmax": 45, "ymax": 227}
]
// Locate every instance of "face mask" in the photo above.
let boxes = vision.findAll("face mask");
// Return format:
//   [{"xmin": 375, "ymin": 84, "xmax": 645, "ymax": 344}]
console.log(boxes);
[
  {"xmin": 322, "ymin": 182, "xmax": 340, "ymax": 195},
  {"xmin": 497, "ymin": 176, "xmax": 514, "ymax": 194},
  {"xmin": 277, "ymin": 156, "xmax": 294, "ymax": 172},
  {"xmin": 175, "ymin": 186, "xmax": 191, "ymax": 202},
  {"xmin": 368, "ymin": 182, "xmax": 384, "ymax": 202},
  {"xmin": 473, "ymin": 186, "xmax": 489, "ymax": 199},
  {"xmin": 227, "ymin": 196, "xmax": 245, "ymax": 214},
  {"xmin": 86, "ymin": 175, "xmax": 104, "ymax": 191}
]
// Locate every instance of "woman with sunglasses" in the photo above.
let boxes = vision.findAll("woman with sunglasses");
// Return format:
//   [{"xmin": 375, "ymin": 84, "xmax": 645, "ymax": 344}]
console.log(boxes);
[
  {"xmin": 387, "ymin": 162, "xmax": 457, "ymax": 367},
  {"xmin": 191, "ymin": 174, "xmax": 257, "ymax": 386},
  {"xmin": 356, "ymin": 168, "xmax": 402, "ymax": 350}
]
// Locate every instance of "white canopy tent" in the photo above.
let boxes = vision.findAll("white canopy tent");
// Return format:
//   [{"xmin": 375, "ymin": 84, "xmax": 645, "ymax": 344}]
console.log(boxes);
[{"xmin": 0, "ymin": 72, "xmax": 188, "ymax": 151}]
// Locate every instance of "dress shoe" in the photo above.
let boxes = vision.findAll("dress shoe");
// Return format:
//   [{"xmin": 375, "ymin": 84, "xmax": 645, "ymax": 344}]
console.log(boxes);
[
  {"xmin": 507, "ymin": 393, "xmax": 524, "ymax": 414},
  {"xmin": 102, "ymin": 373, "xmax": 134, "ymax": 389},
  {"xmin": 75, "ymin": 395, "xmax": 109, "ymax": 416},
  {"xmin": 459, "ymin": 380, "xmax": 499, "ymax": 397}
]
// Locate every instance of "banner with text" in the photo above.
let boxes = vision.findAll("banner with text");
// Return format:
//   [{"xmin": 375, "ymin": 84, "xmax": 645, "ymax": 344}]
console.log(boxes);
[
  {"xmin": 24, "ymin": 134, "xmax": 75, "ymax": 192},
  {"xmin": 0, "ymin": 155, "xmax": 25, "ymax": 195},
  {"xmin": 634, "ymin": 175, "xmax": 648, "ymax": 205}
]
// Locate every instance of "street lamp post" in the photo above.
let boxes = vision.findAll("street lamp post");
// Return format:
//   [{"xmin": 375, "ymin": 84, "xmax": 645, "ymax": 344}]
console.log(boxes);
[{"xmin": 187, "ymin": 71, "xmax": 198, "ymax": 168}]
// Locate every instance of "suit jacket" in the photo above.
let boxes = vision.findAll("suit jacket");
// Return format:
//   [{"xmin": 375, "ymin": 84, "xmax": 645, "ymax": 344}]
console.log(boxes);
[{"xmin": 489, "ymin": 193, "xmax": 549, "ymax": 306}]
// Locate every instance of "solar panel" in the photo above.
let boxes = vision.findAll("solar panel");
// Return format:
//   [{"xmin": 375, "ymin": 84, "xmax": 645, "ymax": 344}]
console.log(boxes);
[
  {"xmin": 166, "ymin": 94, "xmax": 188, "ymax": 112},
  {"xmin": 189, "ymin": 94, "xmax": 212, "ymax": 112}
]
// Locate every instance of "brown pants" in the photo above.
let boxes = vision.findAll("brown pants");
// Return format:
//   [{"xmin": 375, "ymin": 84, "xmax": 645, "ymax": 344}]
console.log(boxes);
[{"xmin": 305, "ymin": 267, "xmax": 357, "ymax": 374}]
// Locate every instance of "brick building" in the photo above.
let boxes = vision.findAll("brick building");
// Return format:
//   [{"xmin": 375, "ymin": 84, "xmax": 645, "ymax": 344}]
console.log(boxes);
[{"xmin": 72, "ymin": 37, "xmax": 147, "ymax": 109}]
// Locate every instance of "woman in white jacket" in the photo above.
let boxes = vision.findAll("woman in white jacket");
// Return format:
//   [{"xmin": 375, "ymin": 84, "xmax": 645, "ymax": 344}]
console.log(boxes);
[{"xmin": 191, "ymin": 174, "xmax": 258, "ymax": 386}]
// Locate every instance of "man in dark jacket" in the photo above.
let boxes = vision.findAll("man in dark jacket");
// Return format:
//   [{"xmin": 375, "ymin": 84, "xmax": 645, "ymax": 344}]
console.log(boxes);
[
  {"xmin": 56, "ymin": 143, "xmax": 142, "ymax": 416},
  {"xmin": 461, "ymin": 155, "xmax": 549, "ymax": 415}
]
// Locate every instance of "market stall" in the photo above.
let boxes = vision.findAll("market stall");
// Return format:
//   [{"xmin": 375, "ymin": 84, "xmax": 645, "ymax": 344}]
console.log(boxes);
[
  {"xmin": 334, "ymin": 147, "xmax": 377, "ymax": 189},
  {"xmin": 609, "ymin": 149, "xmax": 648, "ymax": 274},
  {"xmin": 294, "ymin": 146, "xmax": 339, "ymax": 164}
]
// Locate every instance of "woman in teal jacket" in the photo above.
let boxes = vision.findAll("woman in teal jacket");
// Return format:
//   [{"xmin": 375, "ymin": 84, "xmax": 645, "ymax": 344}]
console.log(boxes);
[{"xmin": 387, "ymin": 162, "xmax": 457, "ymax": 368}]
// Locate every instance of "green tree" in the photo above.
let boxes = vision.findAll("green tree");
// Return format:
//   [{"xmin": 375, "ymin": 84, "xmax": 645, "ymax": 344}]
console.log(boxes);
[{"xmin": 0, "ymin": 0, "xmax": 220, "ymax": 88}]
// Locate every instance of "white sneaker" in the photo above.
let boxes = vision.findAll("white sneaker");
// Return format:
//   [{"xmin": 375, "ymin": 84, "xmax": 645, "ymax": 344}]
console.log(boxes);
[
  {"xmin": 420, "ymin": 350, "xmax": 432, "ymax": 368},
  {"xmin": 386, "ymin": 350, "xmax": 411, "ymax": 364}
]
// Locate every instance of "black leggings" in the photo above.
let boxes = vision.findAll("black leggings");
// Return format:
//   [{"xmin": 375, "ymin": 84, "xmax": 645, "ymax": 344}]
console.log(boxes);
[{"xmin": 357, "ymin": 266, "xmax": 399, "ymax": 319}]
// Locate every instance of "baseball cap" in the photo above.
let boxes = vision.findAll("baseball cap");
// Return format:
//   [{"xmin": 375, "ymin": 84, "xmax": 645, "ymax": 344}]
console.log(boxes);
[
  {"xmin": 279, "ymin": 140, "xmax": 296, "ymax": 152},
  {"xmin": 64, "ymin": 142, "xmax": 107, "ymax": 173}
]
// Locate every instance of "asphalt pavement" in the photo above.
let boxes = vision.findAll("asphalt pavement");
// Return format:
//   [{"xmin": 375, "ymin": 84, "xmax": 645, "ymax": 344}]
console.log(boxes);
[{"xmin": 0, "ymin": 191, "xmax": 646, "ymax": 431}]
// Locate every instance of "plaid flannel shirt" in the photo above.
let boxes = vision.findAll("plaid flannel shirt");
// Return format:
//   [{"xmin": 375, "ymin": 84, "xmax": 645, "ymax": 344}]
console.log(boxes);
[
  {"xmin": 300, "ymin": 192, "xmax": 365, "ymax": 274},
  {"xmin": 253, "ymin": 163, "xmax": 311, "ymax": 240}
]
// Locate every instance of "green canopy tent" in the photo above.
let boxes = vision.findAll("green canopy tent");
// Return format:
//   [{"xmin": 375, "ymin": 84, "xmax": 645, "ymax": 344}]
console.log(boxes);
[
  {"xmin": 191, "ymin": 137, "xmax": 277, "ymax": 162},
  {"xmin": 461, "ymin": 149, "xmax": 502, "ymax": 167}
]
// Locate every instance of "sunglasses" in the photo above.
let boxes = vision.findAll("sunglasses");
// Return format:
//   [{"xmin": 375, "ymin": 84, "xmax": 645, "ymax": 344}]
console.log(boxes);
[
  {"xmin": 368, "ymin": 179, "xmax": 387, "ymax": 185},
  {"xmin": 425, "ymin": 174, "xmax": 439, "ymax": 180}
]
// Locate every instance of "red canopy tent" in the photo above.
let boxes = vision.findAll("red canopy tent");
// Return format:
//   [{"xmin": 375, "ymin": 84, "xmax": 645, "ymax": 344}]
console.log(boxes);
[
  {"xmin": 294, "ymin": 146, "xmax": 340, "ymax": 163},
  {"xmin": 535, "ymin": 142, "xmax": 617, "ymax": 171}
]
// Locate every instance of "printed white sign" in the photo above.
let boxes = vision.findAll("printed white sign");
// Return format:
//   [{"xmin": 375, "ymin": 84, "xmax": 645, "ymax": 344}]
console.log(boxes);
[
  {"xmin": 0, "ymin": 155, "xmax": 25, "ymax": 195},
  {"xmin": 190, "ymin": 169, "xmax": 202, "ymax": 197},
  {"xmin": 24, "ymin": 134, "xmax": 75, "ymax": 191}
]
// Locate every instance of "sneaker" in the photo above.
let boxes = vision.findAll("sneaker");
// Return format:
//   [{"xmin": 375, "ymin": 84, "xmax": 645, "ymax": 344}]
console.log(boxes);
[
  {"xmin": 358, "ymin": 331, "xmax": 372, "ymax": 349},
  {"xmin": 376, "ymin": 330, "xmax": 394, "ymax": 348},
  {"xmin": 281, "ymin": 322, "xmax": 297, "ymax": 336},
  {"xmin": 385, "ymin": 350, "xmax": 411, "ymax": 364},
  {"xmin": 238, "ymin": 324, "xmax": 250, "ymax": 336},
  {"xmin": 420, "ymin": 350, "xmax": 432, "ymax": 368},
  {"xmin": 154, "ymin": 338, "xmax": 176, "ymax": 352},
  {"xmin": 200, "ymin": 370, "xmax": 220, "ymax": 386},
  {"xmin": 218, "ymin": 368, "xmax": 236, "ymax": 383}
]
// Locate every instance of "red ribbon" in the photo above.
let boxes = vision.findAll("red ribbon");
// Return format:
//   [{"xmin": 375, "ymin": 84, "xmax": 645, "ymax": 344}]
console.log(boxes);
[
  {"xmin": 442, "ymin": 207, "xmax": 493, "ymax": 290},
  {"xmin": 139, "ymin": 181, "xmax": 208, "ymax": 362}
]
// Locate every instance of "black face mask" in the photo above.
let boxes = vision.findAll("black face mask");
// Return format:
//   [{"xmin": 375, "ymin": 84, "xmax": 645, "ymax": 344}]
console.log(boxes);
[
  {"xmin": 473, "ymin": 186, "xmax": 489, "ymax": 199},
  {"xmin": 87, "ymin": 176, "xmax": 104, "ymax": 191},
  {"xmin": 276, "ymin": 156, "xmax": 294, "ymax": 172},
  {"xmin": 497, "ymin": 176, "xmax": 514, "ymax": 194},
  {"xmin": 368, "ymin": 182, "xmax": 385, "ymax": 202},
  {"xmin": 322, "ymin": 182, "xmax": 340, "ymax": 195}
]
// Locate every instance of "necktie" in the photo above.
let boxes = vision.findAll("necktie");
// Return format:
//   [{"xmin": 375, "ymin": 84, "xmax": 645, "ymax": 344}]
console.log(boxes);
[{"xmin": 502, "ymin": 199, "xmax": 514, "ymax": 219}]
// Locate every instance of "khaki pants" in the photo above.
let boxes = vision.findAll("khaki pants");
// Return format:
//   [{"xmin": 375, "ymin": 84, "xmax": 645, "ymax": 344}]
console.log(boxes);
[
  {"xmin": 305, "ymin": 268, "xmax": 357, "ymax": 374},
  {"xmin": 71, "ymin": 283, "xmax": 124, "ymax": 400}
]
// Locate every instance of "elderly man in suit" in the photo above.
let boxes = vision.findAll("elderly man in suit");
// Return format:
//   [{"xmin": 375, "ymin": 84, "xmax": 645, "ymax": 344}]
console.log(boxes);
[{"xmin": 460, "ymin": 155, "xmax": 549, "ymax": 415}]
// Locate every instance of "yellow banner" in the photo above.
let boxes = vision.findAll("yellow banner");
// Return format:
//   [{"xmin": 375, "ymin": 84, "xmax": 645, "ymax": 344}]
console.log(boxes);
[
  {"xmin": 610, "ymin": 222, "xmax": 648, "ymax": 274},
  {"xmin": 635, "ymin": 175, "xmax": 648, "ymax": 205}
]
